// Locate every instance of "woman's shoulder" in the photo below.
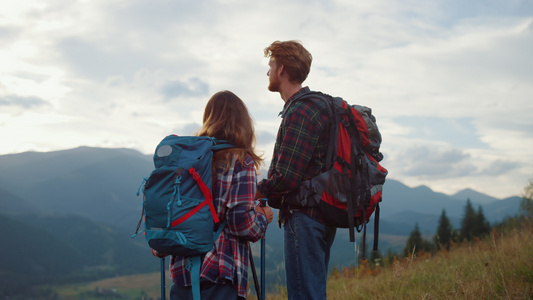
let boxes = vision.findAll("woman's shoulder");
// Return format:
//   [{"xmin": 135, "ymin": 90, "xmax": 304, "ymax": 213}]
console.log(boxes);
[{"xmin": 227, "ymin": 151, "xmax": 255, "ymax": 170}]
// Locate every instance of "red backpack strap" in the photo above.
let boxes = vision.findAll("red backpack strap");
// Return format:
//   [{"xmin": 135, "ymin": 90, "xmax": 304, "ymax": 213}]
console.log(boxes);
[{"xmin": 170, "ymin": 167, "xmax": 220, "ymax": 227}]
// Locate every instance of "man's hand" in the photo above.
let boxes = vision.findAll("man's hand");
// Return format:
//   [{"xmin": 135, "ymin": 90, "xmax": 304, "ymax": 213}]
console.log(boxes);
[
  {"xmin": 255, "ymin": 190, "xmax": 265, "ymax": 200},
  {"xmin": 256, "ymin": 204, "xmax": 274, "ymax": 224}
]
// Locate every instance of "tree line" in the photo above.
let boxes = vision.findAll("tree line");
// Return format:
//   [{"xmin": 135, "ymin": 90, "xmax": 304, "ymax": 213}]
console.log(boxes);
[
  {"xmin": 402, "ymin": 198, "xmax": 491, "ymax": 257},
  {"xmin": 400, "ymin": 179, "xmax": 533, "ymax": 258},
  {"xmin": 362, "ymin": 179, "xmax": 533, "ymax": 263}
]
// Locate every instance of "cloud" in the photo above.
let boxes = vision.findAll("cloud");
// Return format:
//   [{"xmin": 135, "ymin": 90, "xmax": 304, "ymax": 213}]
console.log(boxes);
[
  {"xmin": 0, "ymin": 95, "xmax": 49, "ymax": 108},
  {"xmin": 175, "ymin": 122, "xmax": 202, "ymax": 136},
  {"xmin": 1, "ymin": 0, "xmax": 532, "ymax": 198},
  {"xmin": 0, "ymin": 25, "xmax": 22, "ymax": 44},
  {"xmin": 160, "ymin": 78, "xmax": 210, "ymax": 100},
  {"xmin": 396, "ymin": 145, "xmax": 474, "ymax": 178},
  {"xmin": 393, "ymin": 116, "xmax": 488, "ymax": 149},
  {"xmin": 256, "ymin": 130, "xmax": 277, "ymax": 146},
  {"xmin": 56, "ymin": 36, "xmax": 161, "ymax": 81},
  {"xmin": 479, "ymin": 159, "xmax": 521, "ymax": 176}
]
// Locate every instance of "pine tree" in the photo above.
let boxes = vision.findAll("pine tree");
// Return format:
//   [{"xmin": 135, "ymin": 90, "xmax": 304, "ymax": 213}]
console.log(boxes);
[
  {"xmin": 435, "ymin": 209, "xmax": 453, "ymax": 250},
  {"xmin": 475, "ymin": 205, "xmax": 491, "ymax": 237},
  {"xmin": 402, "ymin": 223, "xmax": 431, "ymax": 257},
  {"xmin": 460, "ymin": 198, "xmax": 477, "ymax": 242},
  {"xmin": 521, "ymin": 179, "xmax": 533, "ymax": 219}
]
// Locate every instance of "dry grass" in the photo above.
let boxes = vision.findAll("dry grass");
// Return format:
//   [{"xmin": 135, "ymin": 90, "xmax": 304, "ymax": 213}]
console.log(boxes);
[
  {"xmin": 267, "ymin": 223, "xmax": 533, "ymax": 300},
  {"xmin": 55, "ymin": 223, "xmax": 532, "ymax": 300}
]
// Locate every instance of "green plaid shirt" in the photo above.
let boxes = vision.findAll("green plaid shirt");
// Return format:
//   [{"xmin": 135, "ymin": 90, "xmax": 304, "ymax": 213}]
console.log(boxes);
[{"xmin": 258, "ymin": 87, "xmax": 332, "ymax": 224}]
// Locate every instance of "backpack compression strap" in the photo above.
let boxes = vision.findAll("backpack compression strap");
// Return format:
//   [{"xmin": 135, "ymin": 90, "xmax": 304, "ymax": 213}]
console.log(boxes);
[
  {"xmin": 189, "ymin": 256, "xmax": 202, "ymax": 300},
  {"xmin": 170, "ymin": 167, "xmax": 220, "ymax": 227}
]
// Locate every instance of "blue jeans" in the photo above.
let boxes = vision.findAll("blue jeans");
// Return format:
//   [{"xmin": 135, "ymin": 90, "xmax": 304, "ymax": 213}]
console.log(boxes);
[{"xmin": 284, "ymin": 211, "xmax": 337, "ymax": 300}]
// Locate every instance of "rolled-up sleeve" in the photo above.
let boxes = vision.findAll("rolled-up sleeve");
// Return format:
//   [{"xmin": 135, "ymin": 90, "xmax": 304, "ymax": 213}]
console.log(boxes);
[{"xmin": 226, "ymin": 156, "xmax": 268, "ymax": 243}]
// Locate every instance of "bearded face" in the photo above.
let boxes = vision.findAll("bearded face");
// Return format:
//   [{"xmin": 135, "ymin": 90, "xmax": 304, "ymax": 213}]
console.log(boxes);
[
  {"xmin": 268, "ymin": 72, "xmax": 281, "ymax": 92},
  {"xmin": 267, "ymin": 58, "xmax": 281, "ymax": 92}
]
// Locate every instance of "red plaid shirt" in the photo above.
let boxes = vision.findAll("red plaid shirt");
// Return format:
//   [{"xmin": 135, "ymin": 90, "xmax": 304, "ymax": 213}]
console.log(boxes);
[
  {"xmin": 170, "ymin": 153, "xmax": 268, "ymax": 298},
  {"xmin": 258, "ymin": 87, "xmax": 331, "ymax": 224}
]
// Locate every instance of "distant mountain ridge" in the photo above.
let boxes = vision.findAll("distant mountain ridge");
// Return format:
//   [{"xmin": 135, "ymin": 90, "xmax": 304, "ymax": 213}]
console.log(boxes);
[
  {"xmin": 0, "ymin": 146, "xmax": 153, "ymax": 229},
  {"xmin": 0, "ymin": 147, "xmax": 523, "ymax": 296},
  {"xmin": 0, "ymin": 146, "xmax": 521, "ymax": 237},
  {"xmin": 0, "ymin": 146, "xmax": 520, "ymax": 225},
  {"xmin": 451, "ymin": 188, "xmax": 500, "ymax": 204}
]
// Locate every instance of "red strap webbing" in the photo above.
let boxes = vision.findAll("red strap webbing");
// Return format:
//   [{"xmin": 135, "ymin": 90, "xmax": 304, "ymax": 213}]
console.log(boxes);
[{"xmin": 170, "ymin": 167, "xmax": 219, "ymax": 227}]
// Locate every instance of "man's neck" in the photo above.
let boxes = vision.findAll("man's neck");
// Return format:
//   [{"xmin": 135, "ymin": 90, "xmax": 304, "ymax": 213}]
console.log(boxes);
[{"xmin": 280, "ymin": 83, "xmax": 303, "ymax": 102}]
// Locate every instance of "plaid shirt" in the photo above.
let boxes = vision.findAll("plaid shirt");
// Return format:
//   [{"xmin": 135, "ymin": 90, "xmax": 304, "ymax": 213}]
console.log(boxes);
[
  {"xmin": 258, "ymin": 87, "xmax": 331, "ymax": 224},
  {"xmin": 170, "ymin": 153, "xmax": 268, "ymax": 298}
]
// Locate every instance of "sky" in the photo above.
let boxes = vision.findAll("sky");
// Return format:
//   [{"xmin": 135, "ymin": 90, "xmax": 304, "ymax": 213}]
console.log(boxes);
[{"xmin": 1, "ymin": 0, "xmax": 532, "ymax": 199}]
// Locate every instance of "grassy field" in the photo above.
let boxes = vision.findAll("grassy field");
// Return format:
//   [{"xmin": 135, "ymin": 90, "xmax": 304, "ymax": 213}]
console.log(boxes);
[
  {"xmin": 267, "ymin": 222, "xmax": 533, "ymax": 300},
  {"xmin": 56, "ymin": 271, "xmax": 169, "ymax": 299},
  {"xmin": 55, "ymin": 222, "xmax": 532, "ymax": 300}
]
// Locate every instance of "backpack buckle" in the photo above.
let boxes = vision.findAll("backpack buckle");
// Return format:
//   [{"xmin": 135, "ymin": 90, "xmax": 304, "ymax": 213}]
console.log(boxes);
[{"xmin": 189, "ymin": 168, "xmax": 201, "ymax": 180}]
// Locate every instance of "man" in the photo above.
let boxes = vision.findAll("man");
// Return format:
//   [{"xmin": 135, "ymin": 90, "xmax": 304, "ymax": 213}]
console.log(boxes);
[{"xmin": 256, "ymin": 40, "xmax": 337, "ymax": 300}]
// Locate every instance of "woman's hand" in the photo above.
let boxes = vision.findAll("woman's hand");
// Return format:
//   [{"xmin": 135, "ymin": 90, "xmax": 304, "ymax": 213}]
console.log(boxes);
[{"xmin": 152, "ymin": 249, "xmax": 169, "ymax": 258}]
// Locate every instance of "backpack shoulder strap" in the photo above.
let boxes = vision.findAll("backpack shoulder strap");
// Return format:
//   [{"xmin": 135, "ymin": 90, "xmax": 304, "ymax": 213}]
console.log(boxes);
[
  {"xmin": 212, "ymin": 139, "xmax": 235, "ymax": 151},
  {"xmin": 280, "ymin": 91, "xmax": 332, "ymax": 119},
  {"xmin": 296, "ymin": 92, "xmax": 345, "ymax": 170}
]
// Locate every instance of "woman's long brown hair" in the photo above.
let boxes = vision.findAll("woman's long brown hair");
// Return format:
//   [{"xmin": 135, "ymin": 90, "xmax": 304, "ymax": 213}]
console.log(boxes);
[{"xmin": 196, "ymin": 90, "xmax": 263, "ymax": 172}]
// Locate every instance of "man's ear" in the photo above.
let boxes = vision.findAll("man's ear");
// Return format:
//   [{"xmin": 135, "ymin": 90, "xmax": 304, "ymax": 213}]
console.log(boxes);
[{"xmin": 277, "ymin": 64, "xmax": 286, "ymax": 77}]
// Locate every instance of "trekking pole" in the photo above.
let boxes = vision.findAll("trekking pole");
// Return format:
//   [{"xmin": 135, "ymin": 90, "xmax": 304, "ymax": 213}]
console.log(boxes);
[
  {"xmin": 249, "ymin": 245, "xmax": 261, "ymax": 300},
  {"xmin": 260, "ymin": 198, "xmax": 267, "ymax": 300},
  {"xmin": 260, "ymin": 240, "xmax": 265, "ymax": 300},
  {"xmin": 161, "ymin": 257, "xmax": 166, "ymax": 300}
]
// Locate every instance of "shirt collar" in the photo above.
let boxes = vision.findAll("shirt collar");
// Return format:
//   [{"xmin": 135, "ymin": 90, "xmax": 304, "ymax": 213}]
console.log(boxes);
[{"xmin": 278, "ymin": 86, "xmax": 311, "ymax": 117}]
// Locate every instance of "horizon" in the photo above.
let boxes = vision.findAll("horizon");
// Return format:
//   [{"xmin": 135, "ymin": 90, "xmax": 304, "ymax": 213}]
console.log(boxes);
[{"xmin": 0, "ymin": 145, "xmax": 522, "ymax": 199}]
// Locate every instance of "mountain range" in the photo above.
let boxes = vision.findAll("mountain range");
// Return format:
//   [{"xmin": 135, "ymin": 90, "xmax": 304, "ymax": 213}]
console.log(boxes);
[{"xmin": 0, "ymin": 146, "xmax": 523, "ymax": 296}]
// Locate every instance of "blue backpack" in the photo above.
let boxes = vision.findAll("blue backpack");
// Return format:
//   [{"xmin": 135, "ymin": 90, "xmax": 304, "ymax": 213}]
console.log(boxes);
[{"xmin": 133, "ymin": 135, "xmax": 234, "ymax": 299}]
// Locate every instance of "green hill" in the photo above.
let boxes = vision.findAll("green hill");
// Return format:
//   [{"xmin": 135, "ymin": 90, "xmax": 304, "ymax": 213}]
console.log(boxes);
[{"xmin": 0, "ymin": 213, "xmax": 157, "ymax": 299}]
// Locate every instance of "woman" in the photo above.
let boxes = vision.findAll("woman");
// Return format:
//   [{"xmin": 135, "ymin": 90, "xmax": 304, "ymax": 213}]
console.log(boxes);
[{"xmin": 161, "ymin": 90, "xmax": 273, "ymax": 300}]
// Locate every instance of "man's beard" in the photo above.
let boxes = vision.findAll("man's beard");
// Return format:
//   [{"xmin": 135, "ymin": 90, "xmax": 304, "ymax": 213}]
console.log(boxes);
[{"xmin": 268, "ymin": 75, "xmax": 280, "ymax": 92}]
